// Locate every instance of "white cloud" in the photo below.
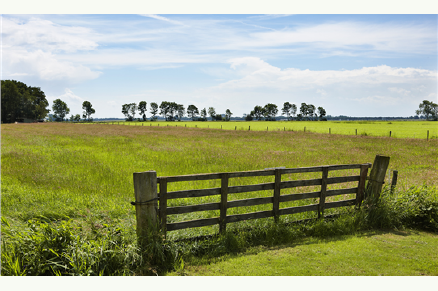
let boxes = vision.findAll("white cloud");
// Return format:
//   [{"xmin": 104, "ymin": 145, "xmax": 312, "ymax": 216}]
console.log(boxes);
[
  {"xmin": 140, "ymin": 14, "xmax": 185, "ymax": 26},
  {"xmin": 388, "ymin": 87, "xmax": 411, "ymax": 95},
  {"xmin": 50, "ymin": 88, "xmax": 84, "ymax": 104},
  {"xmin": 2, "ymin": 17, "xmax": 99, "ymax": 53},
  {"xmin": 3, "ymin": 48, "xmax": 101, "ymax": 82}
]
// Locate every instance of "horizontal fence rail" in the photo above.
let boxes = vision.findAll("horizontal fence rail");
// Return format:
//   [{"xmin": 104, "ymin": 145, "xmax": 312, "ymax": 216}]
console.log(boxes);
[{"xmin": 155, "ymin": 163, "xmax": 372, "ymax": 234}]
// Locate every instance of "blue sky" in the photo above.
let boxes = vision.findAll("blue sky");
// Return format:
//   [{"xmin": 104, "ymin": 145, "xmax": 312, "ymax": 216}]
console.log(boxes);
[{"xmin": 2, "ymin": 13, "xmax": 437, "ymax": 118}]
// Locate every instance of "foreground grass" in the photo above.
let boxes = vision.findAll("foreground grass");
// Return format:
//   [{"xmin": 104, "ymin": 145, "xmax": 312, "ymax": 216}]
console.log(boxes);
[
  {"xmin": 1, "ymin": 123, "xmax": 437, "ymax": 275},
  {"xmin": 168, "ymin": 229, "xmax": 438, "ymax": 276}
]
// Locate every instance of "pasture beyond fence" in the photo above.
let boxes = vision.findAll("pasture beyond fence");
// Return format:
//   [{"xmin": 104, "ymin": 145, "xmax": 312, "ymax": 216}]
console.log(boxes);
[{"xmin": 131, "ymin": 155, "xmax": 392, "ymax": 244}]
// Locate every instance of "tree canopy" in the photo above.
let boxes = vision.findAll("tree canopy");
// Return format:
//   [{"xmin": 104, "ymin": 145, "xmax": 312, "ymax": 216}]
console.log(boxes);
[
  {"xmin": 416, "ymin": 100, "xmax": 438, "ymax": 121},
  {"xmin": 1, "ymin": 80, "xmax": 50, "ymax": 123},
  {"xmin": 82, "ymin": 101, "xmax": 95, "ymax": 122},
  {"xmin": 52, "ymin": 99, "xmax": 70, "ymax": 121}
]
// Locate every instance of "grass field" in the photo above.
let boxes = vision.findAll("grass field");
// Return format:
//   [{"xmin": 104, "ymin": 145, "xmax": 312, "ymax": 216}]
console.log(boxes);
[
  {"xmin": 167, "ymin": 229, "xmax": 438, "ymax": 276},
  {"xmin": 1, "ymin": 122, "xmax": 437, "ymax": 275},
  {"xmin": 109, "ymin": 120, "xmax": 438, "ymax": 139}
]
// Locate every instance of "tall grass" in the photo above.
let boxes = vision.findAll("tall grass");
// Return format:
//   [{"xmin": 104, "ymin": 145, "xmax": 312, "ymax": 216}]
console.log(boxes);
[{"xmin": 1, "ymin": 123, "xmax": 437, "ymax": 275}]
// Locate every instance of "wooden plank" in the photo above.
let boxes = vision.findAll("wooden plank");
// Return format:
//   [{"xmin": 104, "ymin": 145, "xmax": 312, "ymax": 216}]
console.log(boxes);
[
  {"xmin": 325, "ymin": 199, "xmax": 356, "ymax": 209},
  {"xmin": 356, "ymin": 164, "xmax": 369, "ymax": 206},
  {"xmin": 326, "ymin": 175, "xmax": 360, "ymax": 184},
  {"xmin": 328, "ymin": 163, "xmax": 371, "ymax": 171},
  {"xmin": 226, "ymin": 210, "xmax": 273, "ymax": 223},
  {"xmin": 319, "ymin": 166, "xmax": 329, "ymax": 218},
  {"xmin": 220, "ymin": 173, "xmax": 229, "ymax": 233},
  {"xmin": 228, "ymin": 169, "xmax": 275, "ymax": 178},
  {"xmin": 158, "ymin": 173, "xmax": 222, "ymax": 183},
  {"xmin": 166, "ymin": 187, "xmax": 221, "ymax": 199},
  {"xmin": 228, "ymin": 182, "xmax": 275, "ymax": 194},
  {"xmin": 280, "ymin": 178, "xmax": 322, "ymax": 189},
  {"xmin": 279, "ymin": 191, "xmax": 321, "ymax": 202},
  {"xmin": 228, "ymin": 196, "xmax": 273, "ymax": 208},
  {"xmin": 273, "ymin": 169, "xmax": 281, "ymax": 222},
  {"xmin": 166, "ymin": 217, "xmax": 220, "ymax": 231},
  {"xmin": 166, "ymin": 202, "xmax": 220, "ymax": 215},
  {"xmin": 159, "ymin": 178, "xmax": 167, "ymax": 232},
  {"xmin": 282, "ymin": 166, "xmax": 322, "ymax": 174},
  {"xmin": 326, "ymin": 187, "xmax": 358, "ymax": 197},
  {"xmin": 278, "ymin": 204, "xmax": 319, "ymax": 216}
]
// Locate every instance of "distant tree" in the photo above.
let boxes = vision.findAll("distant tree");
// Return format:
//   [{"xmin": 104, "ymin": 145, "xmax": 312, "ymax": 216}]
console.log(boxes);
[
  {"xmin": 138, "ymin": 101, "xmax": 147, "ymax": 121},
  {"xmin": 159, "ymin": 101, "xmax": 178, "ymax": 121},
  {"xmin": 1, "ymin": 80, "xmax": 50, "ymax": 123},
  {"xmin": 251, "ymin": 105, "xmax": 264, "ymax": 121},
  {"xmin": 300, "ymin": 103, "xmax": 309, "ymax": 121},
  {"xmin": 176, "ymin": 104, "xmax": 185, "ymax": 121},
  {"xmin": 225, "ymin": 109, "xmax": 233, "ymax": 121},
  {"xmin": 245, "ymin": 114, "xmax": 253, "ymax": 121},
  {"xmin": 282, "ymin": 102, "xmax": 292, "ymax": 120},
  {"xmin": 416, "ymin": 100, "xmax": 438, "ymax": 121},
  {"xmin": 201, "ymin": 108, "xmax": 207, "ymax": 120},
  {"xmin": 150, "ymin": 102, "xmax": 158, "ymax": 120},
  {"xmin": 187, "ymin": 104, "xmax": 199, "ymax": 121},
  {"xmin": 52, "ymin": 99, "xmax": 70, "ymax": 121},
  {"xmin": 317, "ymin": 106, "xmax": 327, "ymax": 121},
  {"xmin": 130, "ymin": 103, "xmax": 138, "ymax": 120},
  {"xmin": 82, "ymin": 101, "xmax": 95, "ymax": 122},
  {"xmin": 307, "ymin": 104, "xmax": 316, "ymax": 121},
  {"xmin": 215, "ymin": 114, "xmax": 223, "ymax": 121},
  {"xmin": 74, "ymin": 114, "xmax": 81, "ymax": 122},
  {"xmin": 208, "ymin": 107, "xmax": 216, "ymax": 121},
  {"xmin": 290, "ymin": 104, "xmax": 297, "ymax": 120},
  {"xmin": 263, "ymin": 103, "xmax": 278, "ymax": 121},
  {"xmin": 122, "ymin": 103, "xmax": 136, "ymax": 121}
]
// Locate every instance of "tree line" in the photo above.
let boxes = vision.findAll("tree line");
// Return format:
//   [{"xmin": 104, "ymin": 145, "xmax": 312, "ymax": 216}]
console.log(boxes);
[
  {"xmin": 2, "ymin": 80, "xmax": 436, "ymax": 123},
  {"xmin": 121, "ymin": 102, "xmax": 234, "ymax": 122}
]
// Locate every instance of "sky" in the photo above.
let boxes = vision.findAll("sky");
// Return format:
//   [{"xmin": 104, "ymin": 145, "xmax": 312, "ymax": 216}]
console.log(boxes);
[{"xmin": 1, "ymin": 12, "xmax": 437, "ymax": 118}]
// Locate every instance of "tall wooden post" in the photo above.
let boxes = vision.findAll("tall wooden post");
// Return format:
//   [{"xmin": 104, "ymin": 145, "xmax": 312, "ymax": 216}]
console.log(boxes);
[
  {"xmin": 133, "ymin": 171, "xmax": 158, "ymax": 247},
  {"xmin": 366, "ymin": 155, "xmax": 390, "ymax": 202},
  {"xmin": 159, "ymin": 178, "xmax": 168, "ymax": 234}
]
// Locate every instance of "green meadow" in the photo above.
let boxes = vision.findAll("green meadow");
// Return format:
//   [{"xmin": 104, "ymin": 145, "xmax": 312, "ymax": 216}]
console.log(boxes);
[
  {"xmin": 1, "ymin": 122, "xmax": 437, "ymax": 275},
  {"xmin": 114, "ymin": 120, "xmax": 437, "ymax": 139}
]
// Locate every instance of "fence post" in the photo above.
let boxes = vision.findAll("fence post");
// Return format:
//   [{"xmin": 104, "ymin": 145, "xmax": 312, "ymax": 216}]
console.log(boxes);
[
  {"xmin": 273, "ymin": 169, "xmax": 281, "ymax": 223},
  {"xmin": 356, "ymin": 164, "xmax": 370, "ymax": 207},
  {"xmin": 159, "ymin": 178, "xmax": 168, "ymax": 234},
  {"xmin": 389, "ymin": 131, "xmax": 391, "ymax": 137},
  {"xmin": 133, "ymin": 171, "xmax": 158, "ymax": 247},
  {"xmin": 318, "ymin": 167, "xmax": 329, "ymax": 218},
  {"xmin": 365, "ymin": 155, "xmax": 390, "ymax": 202},
  {"xmin": 427, "ymin": 130, "xmax": 429, "ymax": 141},
  {"xmin": 219, "ymin": 173, "xmax": 229, "ymax": 233},
  {"xmin": 390, "ymin": 170, "xmax": 398, "ymax": 195}
]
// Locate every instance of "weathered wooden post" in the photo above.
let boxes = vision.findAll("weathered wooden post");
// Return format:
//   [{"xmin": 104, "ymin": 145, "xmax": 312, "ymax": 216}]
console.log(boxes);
[
  {"xmin": 219, "ymin": 173, "xmax": 229, "ymax": 233},
  {"xmin": 390, "ymin": 170, "xmax": 398, "ymax": 195},
  {"xmin": 427, "ymin": 130, "xmax": 429, "ymax": 141},
  {"xmin": 356, "ymin": 163, "xmax": 371, "ymax": 207},
  {"xmin": 365, "ymin": 155, "xmax": 390, "ymax": 202},
  {"xmin": 318, "ymin": 167, "xmax": 329, "ymax": 218},
  {"xmin": 273, "ymin": 169, "xmax": 281, "ymax": 223},
  {"xmin": 132, "ymin": 171, "xmax": 158, "ymax": 247}
]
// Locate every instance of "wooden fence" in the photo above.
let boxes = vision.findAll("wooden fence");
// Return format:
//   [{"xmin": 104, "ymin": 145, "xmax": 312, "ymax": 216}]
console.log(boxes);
[{"xmin": 132, "ymin": 155, "xmax": 390, "ymax": 242}]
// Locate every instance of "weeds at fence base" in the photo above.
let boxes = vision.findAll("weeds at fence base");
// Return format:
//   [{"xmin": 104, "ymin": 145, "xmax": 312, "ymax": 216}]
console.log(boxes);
[{"xmin": 2, "ymin": 186, "xmax": 437, "ymax": 276}]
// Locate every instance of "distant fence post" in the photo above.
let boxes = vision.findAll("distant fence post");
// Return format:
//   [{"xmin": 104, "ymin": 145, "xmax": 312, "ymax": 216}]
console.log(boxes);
[
  {"xmin": 427, "ymin": 130, "xmax": 429, "ymax": 141},
  {"xmin": 365, "ymin": 155, "xmax": 390, "ymax": 203},
  {"xmin": 132, "ymin": 171, "xmax": 158, "ymax": 247}
]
